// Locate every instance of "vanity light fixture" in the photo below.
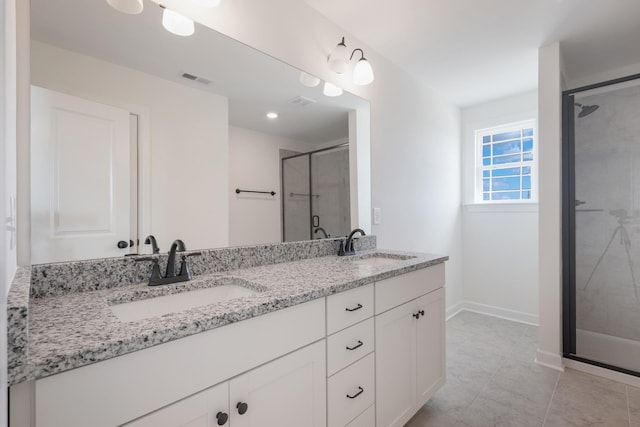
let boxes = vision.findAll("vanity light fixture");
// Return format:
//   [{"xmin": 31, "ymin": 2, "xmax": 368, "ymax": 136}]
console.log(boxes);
[
  {"xmin": 162, "ymin": 6, "xmax": 195, "ymax": 36},
  {"xmin": 106, "ymin": 0, "xmax": 143, "ymax": 14},
  {"xmin": 323, "ymin": 82, "xmax": 343, "ymax": 97},
  {"xmin": 350, "ymin": 49, "xmax": 374, "ymax": 85},
  {"xmin": 299, "ymin": 71, "xmax": 321, "ymax": 88},
  {"xmin": 327, "ymin": 36, "xmax": 375, "ymax": 86},
  {"xmin": 266, "ymin": 112, "xmax": 279, "ymax": 119},
  {"xmin": 327, "ymin": 37, "xmax": 349, "ymax": 74}
]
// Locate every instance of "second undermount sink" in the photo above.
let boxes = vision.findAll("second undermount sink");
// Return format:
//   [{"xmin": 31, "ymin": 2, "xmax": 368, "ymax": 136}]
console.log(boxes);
[
  {"xmin": 349, "ymin": 253, "xmax": 417, "ymax": 267},
  {"xmin": 109, "ymin": 278, "xmax": 263, "ymax": 322}
]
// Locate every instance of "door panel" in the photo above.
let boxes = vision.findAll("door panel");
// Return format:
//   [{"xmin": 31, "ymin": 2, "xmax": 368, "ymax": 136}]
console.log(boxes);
[
  {"xmin": 121, "ymin": 382, "xmax": 228, "ymax": 427},
  {"xmin": 229, "ymin": 340, "xmax": 326, "ymax": 427},
  {"xmin": 375, "ymin": 300, "xmax": 417, "ymax": 427},
  {"xmin": 31, "ymin": 86, "xmax": 131, "ymax": 263},
  {"xmin": 415, "ymin": 288, "xmax": 446, "ymax": 407}
]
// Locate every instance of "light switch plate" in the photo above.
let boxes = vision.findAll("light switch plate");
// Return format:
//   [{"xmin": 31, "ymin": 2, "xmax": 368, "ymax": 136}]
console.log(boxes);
[{"xmin": 373, "ymin": 207, "xmax": 381, "ymax": 225}]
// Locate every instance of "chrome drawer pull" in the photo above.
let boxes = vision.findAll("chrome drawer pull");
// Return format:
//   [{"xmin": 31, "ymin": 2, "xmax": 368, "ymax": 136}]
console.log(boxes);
[
  {"xmin": 345, "ymin": 303, "xmax": 363, "ymax": 312},
  {"xmin": 346, "ymin": 340, "xmax": 364, "ymax": 351},
  {"xmin": 346, "ymin": 386, "xmax": 364, "ymax": 399}
]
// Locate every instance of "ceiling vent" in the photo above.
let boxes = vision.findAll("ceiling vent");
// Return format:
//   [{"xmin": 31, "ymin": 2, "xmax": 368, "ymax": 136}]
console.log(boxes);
[
  {"xmin": 288, "ymin": 95, "xmax": 316, "ymax": 107},
  {"xmin": 180, "ymin": 72, "xmax": 212, "ymax": 85}
]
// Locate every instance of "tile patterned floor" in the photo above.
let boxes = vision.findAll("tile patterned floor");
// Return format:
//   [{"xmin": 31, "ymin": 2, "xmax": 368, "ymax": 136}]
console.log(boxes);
[{"xmin": 405, "ymin": 311, "xmax": 640, "ymax": 427}]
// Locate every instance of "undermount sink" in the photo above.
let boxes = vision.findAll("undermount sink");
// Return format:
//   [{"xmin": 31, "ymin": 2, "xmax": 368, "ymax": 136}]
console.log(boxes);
[
  {"xmin": 109, "ymin": 278, "xmax": 263, "ymax": 322},
  {"xmin": 349, "ymin": 253, "xmax": 416, "ymax": 267}
]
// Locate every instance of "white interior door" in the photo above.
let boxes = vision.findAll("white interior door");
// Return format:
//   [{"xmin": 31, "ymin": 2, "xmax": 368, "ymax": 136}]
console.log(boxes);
[{"xmin": 31, "ymin": 86, "xmax": 132, "ymax": 263}]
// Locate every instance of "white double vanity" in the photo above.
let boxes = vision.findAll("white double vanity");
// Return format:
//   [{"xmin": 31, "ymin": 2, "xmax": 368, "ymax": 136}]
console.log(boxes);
[{"xmin": 7, "ymin": 239, "xmax": 447, "ymax": 427}]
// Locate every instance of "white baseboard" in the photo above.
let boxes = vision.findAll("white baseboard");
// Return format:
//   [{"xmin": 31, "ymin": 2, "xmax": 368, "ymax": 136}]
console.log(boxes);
[
  {"xmin": 446, "ymin": 300, "xmax": 538, "ymax": 326},
  {"xmin": 535, "ymin": 349, "xmax": 565, "ymax": 371},
  {"xmin": 563, "ymin": 358, "xmax": 640, "ymax": 388}
]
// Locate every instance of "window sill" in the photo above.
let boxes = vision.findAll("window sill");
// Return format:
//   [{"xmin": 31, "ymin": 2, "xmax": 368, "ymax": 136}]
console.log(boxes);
[{"xmin": 464, "ymin": 202, "xmax": 539, "ymax": 213}]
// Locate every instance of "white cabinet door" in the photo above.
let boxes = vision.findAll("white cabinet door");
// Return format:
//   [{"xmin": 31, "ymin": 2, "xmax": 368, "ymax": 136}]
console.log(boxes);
[
  {"xmin": 229, "ymin": 340, "xmax": 326, "ymax": 427},
  {"xmin": 30, "ymin": 85, "xmax": 132, "ymax": 263},
  {"xmin": 122, "ymin": 382, "xmax": 229, "ymax": 427},
  {"xmin": 415, "ymin": 288, "xmax": 446, "ymax": 408},
  {"xmin": 375, "ymin": 299, "xmax": 417, "ymax": 427}
]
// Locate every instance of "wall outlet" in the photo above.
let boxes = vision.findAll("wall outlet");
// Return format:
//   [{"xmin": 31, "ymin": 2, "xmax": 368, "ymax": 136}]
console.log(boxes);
[{"xmin": 373, "ymin": 207, "xmax": 381, "ymax": 225}]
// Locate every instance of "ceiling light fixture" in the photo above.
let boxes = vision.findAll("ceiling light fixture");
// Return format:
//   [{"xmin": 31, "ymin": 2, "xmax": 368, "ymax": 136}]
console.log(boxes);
[
  {"xmin": 323, "ymin": 82, "xmax": 343, "ymax": 97},
  {"xmin": 266, "ymin": 112, "xmax": 279, "ymax": 119},
  {"xmin": 327, "ymin": 36, "xmax": 375, "ymax": 86},
  {"xmin": 192, "ymin": 0, "xmax": 221, "ymax": 7},
  {"xmin": 299, "ymin": 71, "xmax": 321, "ymax": 88},
  {"xmin": 161, "ymin": 7, "xmax": 195, "ymax": 36},
  {"xmin": 106, "ymin": 0, "xmax": 143, "ymax": 14}
]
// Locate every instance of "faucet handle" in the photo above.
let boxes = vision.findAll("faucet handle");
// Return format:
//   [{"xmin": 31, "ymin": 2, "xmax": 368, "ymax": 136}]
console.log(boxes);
[{"xmin": 338, "ymin": 241, "xmax": 346, "ymax": 256}]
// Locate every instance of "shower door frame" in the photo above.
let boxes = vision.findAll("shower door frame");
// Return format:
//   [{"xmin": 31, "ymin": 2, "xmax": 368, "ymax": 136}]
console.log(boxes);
[
  {"xmin": 562, "ymin": 72, "xmax": 640, "ymax": 377},
  {"xmin": 280, "ymin": 143, "xmax": 349, "ymax": 242}
]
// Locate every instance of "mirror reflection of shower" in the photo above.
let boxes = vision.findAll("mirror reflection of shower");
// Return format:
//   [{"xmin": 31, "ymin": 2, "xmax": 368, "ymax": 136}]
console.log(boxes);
[
  {"xmin": 281, "ymin": 144, "xmax": 351, "ymax": 242},
  {"xmin": 574, "ymin": 102, "xmax": 599, "ymax": 118}
]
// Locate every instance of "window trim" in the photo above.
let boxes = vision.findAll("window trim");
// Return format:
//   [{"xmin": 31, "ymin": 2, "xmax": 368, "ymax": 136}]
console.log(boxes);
[{"xmin": 474, "ymin": 119, "xmax": 538, "ymax": 204}]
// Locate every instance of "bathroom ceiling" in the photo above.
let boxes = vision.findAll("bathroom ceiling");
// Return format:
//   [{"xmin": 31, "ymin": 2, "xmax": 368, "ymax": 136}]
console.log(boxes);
[{"xmin": 304, "ymin": 0, "xmax": 640, "ymax": 106}]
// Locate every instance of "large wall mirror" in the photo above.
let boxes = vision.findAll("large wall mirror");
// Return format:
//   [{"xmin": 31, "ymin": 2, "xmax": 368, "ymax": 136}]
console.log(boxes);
[{"xmin": 28, "ymin": 0, "xmax": 370, "ymax": 264}]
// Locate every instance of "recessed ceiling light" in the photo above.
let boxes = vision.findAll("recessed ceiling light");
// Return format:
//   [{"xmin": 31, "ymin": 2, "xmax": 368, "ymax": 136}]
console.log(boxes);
[{"xmin": 266, "ymin": 112, "xmax": 278, "ymax": 119}]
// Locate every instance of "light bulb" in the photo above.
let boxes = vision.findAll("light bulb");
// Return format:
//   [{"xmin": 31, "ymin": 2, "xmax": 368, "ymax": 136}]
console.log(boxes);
[
  {"xmin": 353, "ymin": 58, "xmax": 374, "ymax": 85},
  {"xmin": 328, "ymin": 37, "xmax": 349, "ymax": 74},
  {"xmin": 266, "ymin": 112, "xmax": 278, "ymax": 119},
  {"xmin": 299, "ymin": 71, "xmax": 321, "ymax": 88},
  {"xmin": 162, "ymin": 8, "xmax": 195, "ymax": 36},
  {"xmin": 192, "ymin": 0, "xmax": 221, "ymax": 7},
  {"xmin": 106, "ymin": 0, "xmax": 143, "ymax": 14},
  {"xmin": 323, "ymin": 82, "xmax": 343, "ymax": 97}
]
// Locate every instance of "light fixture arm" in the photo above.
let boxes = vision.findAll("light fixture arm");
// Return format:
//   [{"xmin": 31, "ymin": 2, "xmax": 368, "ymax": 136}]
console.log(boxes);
[{"xmin": 350, "ymin": 48, "xmax": 365, "ymax": 61}]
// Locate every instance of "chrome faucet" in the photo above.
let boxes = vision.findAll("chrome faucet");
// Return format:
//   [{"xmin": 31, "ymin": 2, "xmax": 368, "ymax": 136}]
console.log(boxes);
[
  {"xmin": 135, "ymin": 239, "xmax": 201, "ymax": 286},
  {"xmin": 339, "ymin": 228, "xmax": 366, "ymax": 256},
  {"xmin": 314, "ymin": 227, "xmax": 330, "ymax": 238}
]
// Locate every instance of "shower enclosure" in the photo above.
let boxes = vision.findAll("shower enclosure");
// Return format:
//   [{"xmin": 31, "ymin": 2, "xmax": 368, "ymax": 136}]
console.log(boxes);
[
  {"xmin": 281, "ymin": 144, "xmax": 351, "ymax": 242},
  {"xmin": 563, "ymin": 73, "xmax": 640, "ymax": 375}
]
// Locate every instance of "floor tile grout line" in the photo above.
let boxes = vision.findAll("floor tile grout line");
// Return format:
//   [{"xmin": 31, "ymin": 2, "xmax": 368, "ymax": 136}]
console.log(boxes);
[{"xmin": 541, "ymin": 370, "xmax": 561, "ymax": 427}]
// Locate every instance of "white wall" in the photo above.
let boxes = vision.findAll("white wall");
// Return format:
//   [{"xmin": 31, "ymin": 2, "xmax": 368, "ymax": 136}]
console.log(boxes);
[
  {"xmin": 30, "ymin": 41, "xmax": 229, "ymax": 252},
  {"xmin": 461, "ymin": 91, "xmax": 539, "ymax": 321},
  {"xmin": 2, "ymin": 0, "xmax": 18, "ymax": 423},
  {"xmin": 537, "ymin": 42, "xmax": 565, "ymax": 370},
  {"xmin": 228, "ymin": 125, "xmax": 308, "ymax": 246},
  {"xmin": 157, "ymin": 0, "xmax": 463, "ymax": 309}
]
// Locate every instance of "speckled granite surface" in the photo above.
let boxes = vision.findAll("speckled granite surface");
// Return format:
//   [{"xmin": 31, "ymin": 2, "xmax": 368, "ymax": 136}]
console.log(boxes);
[
  {"xmin": 7, "ymin": 240, "xmax": 446, "ymax": 386},
  {"xmin": 30, "ymin": 236, "xmax": 376, "ymax": 298}
]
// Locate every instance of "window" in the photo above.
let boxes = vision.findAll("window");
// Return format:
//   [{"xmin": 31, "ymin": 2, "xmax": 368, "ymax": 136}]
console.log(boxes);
[{"xmin": 475, "ymin": 120, "xmax": 536, "ymax": 202}]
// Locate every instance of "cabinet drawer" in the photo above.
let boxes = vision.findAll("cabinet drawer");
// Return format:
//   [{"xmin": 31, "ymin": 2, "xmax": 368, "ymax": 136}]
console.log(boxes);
[
  {"xmin": 345, "ymin": 404, "xmax": 375, "ymax": 427},
  {"xmin": 327, "ymin": 284, "xmax": 374, "ymax": 335},
  {"xmin": 327, "ymin": 353, "xmax": 375, "ymax": 427},
  {"xmin": 375, "ymin": 264, "xmax": 444, "ymax": 314},
  {"xmin": 327, "ymin": 318, "xmax": 374, "ymax": 376}
]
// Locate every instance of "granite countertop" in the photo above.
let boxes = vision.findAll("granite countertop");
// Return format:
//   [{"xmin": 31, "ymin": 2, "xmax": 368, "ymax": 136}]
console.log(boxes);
[{"xmin": 7, "ymin": 249, "xmax": 447, "ymax": 385}]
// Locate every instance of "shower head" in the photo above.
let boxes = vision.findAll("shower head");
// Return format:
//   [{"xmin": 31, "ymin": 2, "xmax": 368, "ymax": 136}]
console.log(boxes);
[{"xmin": 574, "ymin": 102, "xmax": 599, "ymax": 118}]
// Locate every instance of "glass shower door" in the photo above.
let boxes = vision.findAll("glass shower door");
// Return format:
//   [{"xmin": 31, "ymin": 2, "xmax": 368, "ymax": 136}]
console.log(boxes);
[{"xmin": 565, "ymin": 76, "xmax": 640, "ymax": 375}]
